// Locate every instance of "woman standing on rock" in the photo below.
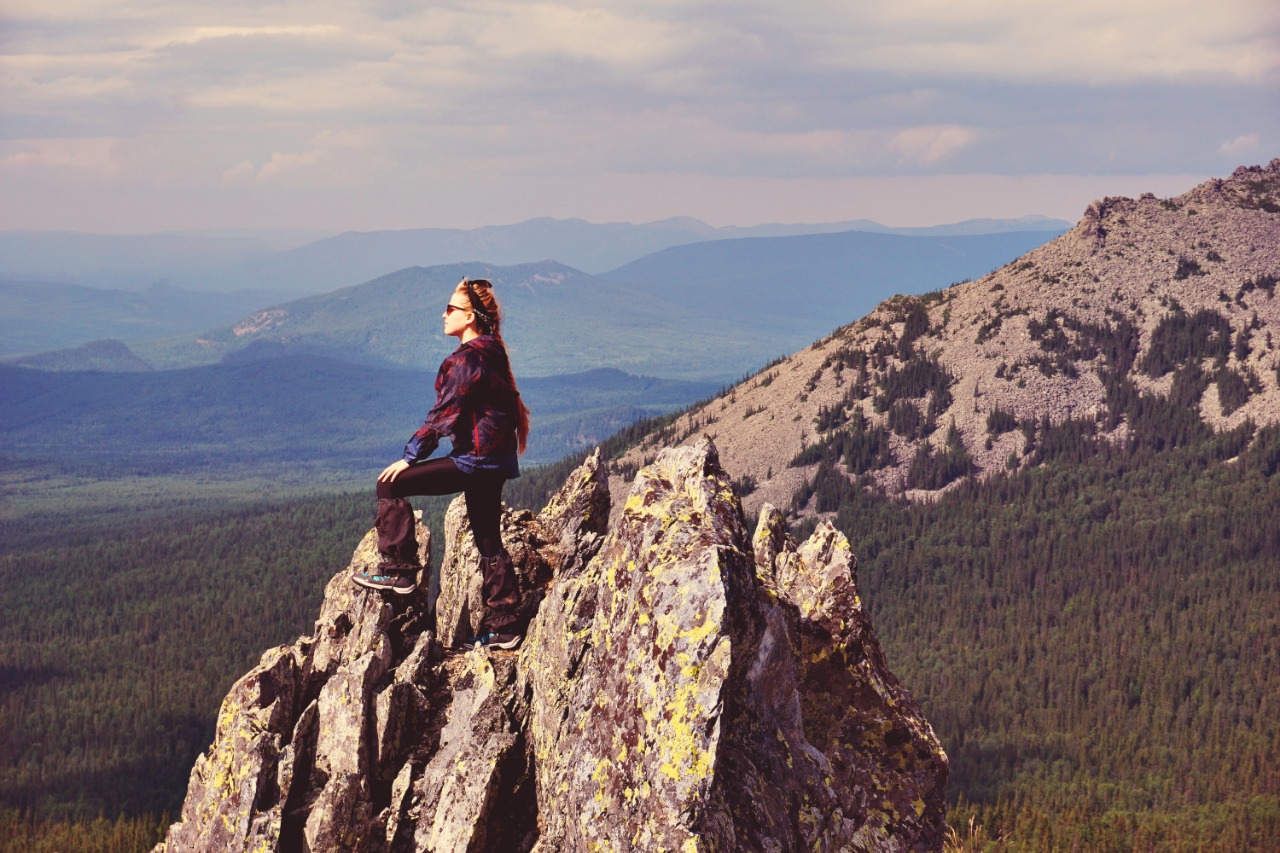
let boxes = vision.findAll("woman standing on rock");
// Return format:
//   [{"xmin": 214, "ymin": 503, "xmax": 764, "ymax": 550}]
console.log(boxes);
[{"xmin": 354, "ymin": 277, "xmax": 530, "ymax": 650}]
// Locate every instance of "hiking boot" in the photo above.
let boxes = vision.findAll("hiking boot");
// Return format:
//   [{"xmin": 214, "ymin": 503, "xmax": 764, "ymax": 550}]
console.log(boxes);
[
  {"xmin": 375, "ymin": 497, "xmax": 421, "ymax": 562},
  {"xmin": 464, "ymin": 631, "xmax": 522, "ymax": 651},
  {"xmin": 352, "ymin": 567, "xmax": 417, "ymax": 595},
  {"xmin": 478, "ymin": 551, "xmax": 521, "ymax": 636}
]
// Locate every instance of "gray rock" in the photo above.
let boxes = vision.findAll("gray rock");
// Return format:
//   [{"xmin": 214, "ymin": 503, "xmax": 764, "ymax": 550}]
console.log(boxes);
[{"xmin": 155, "ymin": 444, "xmax": 947, "ymax": 852}]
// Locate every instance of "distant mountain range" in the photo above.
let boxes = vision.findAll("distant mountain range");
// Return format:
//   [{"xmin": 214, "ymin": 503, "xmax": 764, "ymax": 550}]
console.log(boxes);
[
  {"xmin": 603, "ymin": 229, "xmax": 1050, "ymax": 338},
  {"xmin": 0, "ymin": 215, "xmax": 1068, "ymax": 299},
  {"xmin": 10, "ymin": 230, "xmax": 1057, "ymax": 382},
  {"xmin": 0, "ymin": 229, "xmax": 321, "ymax": 291},
  {"xmin": 207, "ymin": 215, "xmax": 1068, "ymax": 296},
  {"xmin": 0, "ymin": 218, "xmax": 1061, "ymax": 487},
  {"xmin": 0, "ymin": 279, "xmax": 295, "ymax": 359}
]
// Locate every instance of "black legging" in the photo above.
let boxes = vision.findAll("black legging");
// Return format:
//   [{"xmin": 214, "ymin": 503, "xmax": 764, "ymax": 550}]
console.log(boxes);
[{"xmin": 376, "ymin": 457, "xmax": 506, "ymax": 558}]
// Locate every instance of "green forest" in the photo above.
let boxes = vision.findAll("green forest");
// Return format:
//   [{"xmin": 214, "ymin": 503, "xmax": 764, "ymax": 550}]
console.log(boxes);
[
  {"xmin": 802, "ymin": 424, "xmax": 1280, "ymax": 851},
  {"xmin": 2, "ymin": 414, "xmax": 1278, "ymax": 851}
]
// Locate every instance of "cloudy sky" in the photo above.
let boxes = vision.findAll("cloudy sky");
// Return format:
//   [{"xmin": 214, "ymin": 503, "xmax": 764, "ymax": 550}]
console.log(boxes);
[{"xmin": 3, "ymin": 0, "xmax": 1278, "ymax": 233}]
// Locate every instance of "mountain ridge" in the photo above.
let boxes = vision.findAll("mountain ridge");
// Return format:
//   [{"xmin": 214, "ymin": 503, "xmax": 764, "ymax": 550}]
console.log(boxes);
[
  {"xmin": 609, "ymin": 160, "xmax": 1280, "ymax": 515},
  {"xmin": 0, "ymin": 215, "xmax": 1068, "ymax": 297},
  {"xmin": 0, "ymin": 279, "xmax": 290, "ymax": 359}
]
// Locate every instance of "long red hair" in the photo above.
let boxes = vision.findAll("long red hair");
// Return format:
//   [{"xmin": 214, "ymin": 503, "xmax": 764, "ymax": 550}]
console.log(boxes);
[{"xmin": 459, "ymin": 279, "xmax": 531, "ymax": 454}]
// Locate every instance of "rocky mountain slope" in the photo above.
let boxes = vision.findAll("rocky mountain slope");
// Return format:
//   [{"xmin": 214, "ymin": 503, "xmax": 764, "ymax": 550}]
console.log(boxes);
[
  {"xmin": 153, "ymin": 441, "xmax": 947, "ymax": 852},
  {"xmin": 612, "ymin": 160, "xmax": 1280, "ymax": 514}
]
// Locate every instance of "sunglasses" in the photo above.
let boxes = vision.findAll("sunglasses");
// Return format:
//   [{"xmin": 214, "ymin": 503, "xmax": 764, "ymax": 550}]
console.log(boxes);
[{"xmin": 444, "ymin": 302, "xmax": 471, "ymax": 315}]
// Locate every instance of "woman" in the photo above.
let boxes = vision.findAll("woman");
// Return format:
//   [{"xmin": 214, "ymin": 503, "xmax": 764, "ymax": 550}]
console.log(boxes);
[{"xmin": 354, "ymin": 277, "xmax": 530, "ymax": 650}]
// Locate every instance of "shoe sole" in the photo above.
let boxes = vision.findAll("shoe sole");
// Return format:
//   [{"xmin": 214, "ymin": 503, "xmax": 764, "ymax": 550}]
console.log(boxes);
[
  {"xmin": 352, "ymin": 573, "xmax": 417, "ymax": 594},
  {"xmin": 470, "ymin": 636, "xmax": 522, "ymax": 650}
]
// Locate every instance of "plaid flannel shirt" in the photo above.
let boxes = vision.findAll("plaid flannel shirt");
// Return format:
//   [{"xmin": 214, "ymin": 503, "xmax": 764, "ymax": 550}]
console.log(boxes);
[{"xmin": 402, "ymin": 336, "xmax": 521, "ymax": 472}]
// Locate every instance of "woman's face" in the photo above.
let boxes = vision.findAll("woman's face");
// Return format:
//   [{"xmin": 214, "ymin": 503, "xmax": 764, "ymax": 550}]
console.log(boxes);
[{"xmin": 442, "ymin": 292, "xmax": 474, "ymax": 339}]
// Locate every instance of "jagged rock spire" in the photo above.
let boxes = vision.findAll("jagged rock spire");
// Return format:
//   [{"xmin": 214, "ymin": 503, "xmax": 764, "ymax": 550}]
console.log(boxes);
[{"xmin": 154, "ymin": 440, "xmax": 947, "ymax": 852}]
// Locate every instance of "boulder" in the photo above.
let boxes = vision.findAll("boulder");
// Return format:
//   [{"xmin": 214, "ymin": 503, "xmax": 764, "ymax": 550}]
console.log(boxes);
[{"xmin": 750, "ymin": 504, "xmax": 950, "ymax": 850}]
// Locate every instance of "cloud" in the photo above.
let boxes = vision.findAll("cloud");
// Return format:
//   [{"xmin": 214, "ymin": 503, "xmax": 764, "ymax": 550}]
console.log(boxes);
[
  {"xmin": 220, "ymin": 159, "xmax": 255, "ymax": 184},
  {"xmin": 1, "ymin": 137, "xmax": 121, "ymax": 176},
  {"xmin": 891, "ymin": 125, "xmax": 978, "ymax": 166},
  {"xmin": 2, "ymin": 0, "xmax": 1278, "ymax": 231},
  {"xmin": 803, "ymin": 0, "xmax": 1280, "ymax": 83},
  {"xmin": 155, "ymin": 25, "xmax": 343, "ymax": 48},
  {"xmin": 470, "ymin": 4, "xmax": 687, "ymax": 67},
  {"xmin": 258, "ymin": 150, "xmax": 323, "ymax": 179},
  {"xmin": 1219, "ymin": 133, "xmax": 1261, "ymax": 155},
  {"xmin": 220, "ymin": 150, "xmax": 324, "ymax": 183}
]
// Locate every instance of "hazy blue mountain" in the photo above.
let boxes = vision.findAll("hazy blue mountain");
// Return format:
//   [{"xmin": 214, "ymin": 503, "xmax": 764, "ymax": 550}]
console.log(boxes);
[
  {"xmin": 0, "ymin": 220, "xmax": 1067, "ymax": 363},
  {"xmin": 602, "ymin": 229, "xmax": 1058, "ymax": 335},
  {"xmin": 62, "ymin": 228, "xmax": 1058, "ymax": 382},
  {"xmin": 226, "ymin": 218, "xmax": 717, "ymax": 294},
  {"xmin": 892, "ymin": 215, "xmax": 1069, "ymax": 236},
  {"xmin": 7, "ymin": 339, "xmax": 152, "ymax": 372},
  {"xmin": 0, "ymin": 279, "xmax": 293, "ymax": 358},
  {"xmin": 204, "ymin": 216, "xmax": 1068, "ymax": 295},
  {"xmin": 0, "ymin": 359, "xmax": 717, "ymax": 470},
  {"xmin": 0, "ymin": 217, "xmax": 1069, "ymax": 301},
  {"xmin": 710, "ymin": 214, "xmax": 1068, "ymax": 239},
  {"xmin": 128, "ymin": 261, "xmax": 793, "ymax": 381},
  {"xmin": 0, "ymin": 231, "xmax": 314, "ymax": 291}
]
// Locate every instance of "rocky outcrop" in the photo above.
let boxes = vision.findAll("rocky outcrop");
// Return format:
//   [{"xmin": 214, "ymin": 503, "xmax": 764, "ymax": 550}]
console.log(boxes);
[
  {"xmin": 154, "ymin": 440, "xmax": 947, "ymax": 852},
  {"xmin": 750, "ymin": 505, "xmax": 949, "ymax": 847}
]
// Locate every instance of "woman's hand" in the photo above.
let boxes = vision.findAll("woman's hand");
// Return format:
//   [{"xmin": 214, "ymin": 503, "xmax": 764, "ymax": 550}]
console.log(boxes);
[{"xmin": 379, "ymin": 460, "xmax": 411, "ymax": 483}]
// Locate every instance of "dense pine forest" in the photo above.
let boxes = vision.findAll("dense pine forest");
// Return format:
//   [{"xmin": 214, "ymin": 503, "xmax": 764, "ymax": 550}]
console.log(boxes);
[
  {"xmin": 812, "ymin": 423, "xmax": 1280, "ymax": 851},
  {"xmin": 2, "ymin": 416, "xmax": 1278, "ymax": 850},
  {"xmin": 0, "ymin": 491, "xmax": 375, "ymax": 821}
]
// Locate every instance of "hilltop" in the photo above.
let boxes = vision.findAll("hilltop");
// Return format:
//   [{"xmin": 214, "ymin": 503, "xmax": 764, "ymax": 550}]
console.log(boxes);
[{"xmin": 612, "ymin": 160, "xmax": 1280, "ymax": 513}]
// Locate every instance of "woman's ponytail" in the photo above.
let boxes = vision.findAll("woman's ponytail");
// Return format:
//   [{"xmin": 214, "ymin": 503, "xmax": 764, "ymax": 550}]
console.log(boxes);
[{"xmin": 463, "ymin": 279, "xmax": 531, "ymax": 454}]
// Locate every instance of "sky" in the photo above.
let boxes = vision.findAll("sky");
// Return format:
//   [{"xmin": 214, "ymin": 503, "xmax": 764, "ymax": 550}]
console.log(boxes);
[{"xmin": 2, "ymin": 0, "xmax": 1278, "ymax": 233}]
